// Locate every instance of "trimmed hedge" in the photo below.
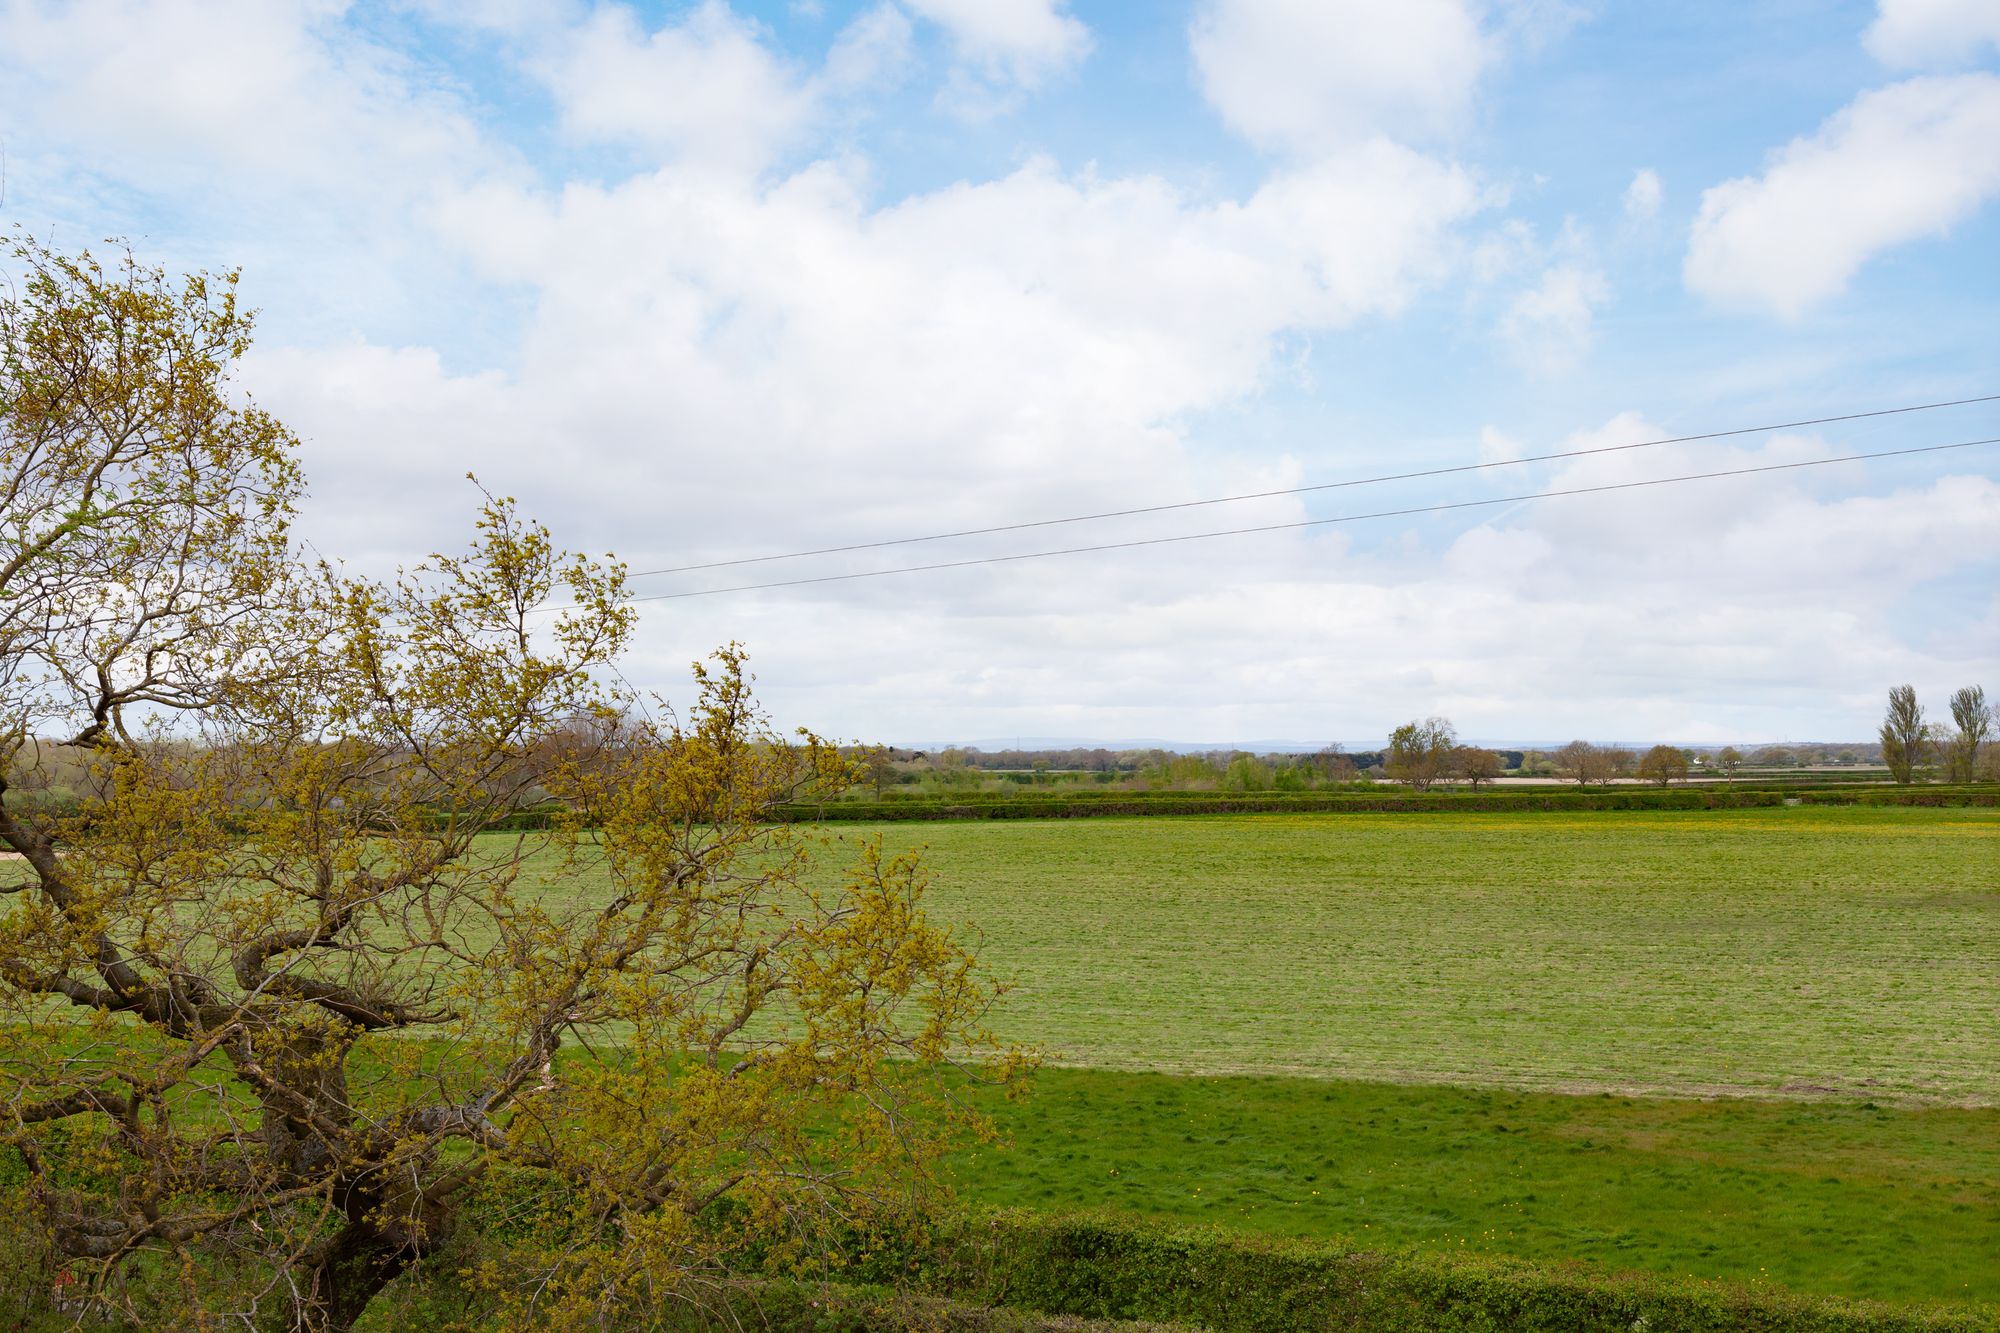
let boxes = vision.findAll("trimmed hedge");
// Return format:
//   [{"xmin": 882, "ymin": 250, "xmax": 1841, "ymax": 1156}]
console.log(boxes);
[
  {"xmin": 858, "ymin": 1213, "xmax": 1999, "ymax": 1333},
  {"xmin": 778, "ymin": 785, "xmax": 1996, "ymax": 822},
  {"xmin": 653, "ymin": 1281, "xmax": 1193, "ymax": 1332}
]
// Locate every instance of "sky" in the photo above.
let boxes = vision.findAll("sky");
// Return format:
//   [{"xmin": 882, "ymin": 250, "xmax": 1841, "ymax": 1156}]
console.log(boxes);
[{"xmin": 2, "ymin": 0, "xmax": 1997, "ymax": 748}]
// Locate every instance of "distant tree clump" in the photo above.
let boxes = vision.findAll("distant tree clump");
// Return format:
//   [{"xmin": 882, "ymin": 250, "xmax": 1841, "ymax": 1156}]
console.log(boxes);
[
  {"xmin": 1311, "ymin": 745, "xmax": 1358, "ymax": 783},
  {"xmin": 1637, "ymin": 744, "xmax": 1689, "ymax": 786},
  {"xmin": 1879, "ymin": 684, "xmax": 1929, "ymax": 784},
  {"xmin": 1223, "ymin": 753, "xmax": 1273, "ymax": 792},
  {"xmin": 1385, "ymin": 717, "xmax": 1457, "ymax": 791},
  {"xmin": 1713, "ymin": 746, "xmax": 1743, "ymax": 780}
]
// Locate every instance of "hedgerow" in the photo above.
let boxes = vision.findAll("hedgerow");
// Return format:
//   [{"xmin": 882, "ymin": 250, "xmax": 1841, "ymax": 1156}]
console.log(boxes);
[
  {"xmin": 855, "ymin": 1212, "xmax": 2000, "ymax": 1333},
  {"xmin": 775, "ymin": 785, "xmax": 1995, "ymax": 821}
]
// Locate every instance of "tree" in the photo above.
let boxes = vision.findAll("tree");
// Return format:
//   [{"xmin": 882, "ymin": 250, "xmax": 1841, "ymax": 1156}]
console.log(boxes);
[
  {"xmin": 1714, "ymin": 746, "xmax": 1743, "ymax": 781},
  {"xmin": 1222, "ymin": 753, "xmax": 1272, "ymax": 792},
  {"xmin": 1552, "ymin": 739, "xmax": 1610, "ymax": 786},
  {"xmin": 927, "ymin": 747, "xmax": 983, "ymax": 792},
  {"xmin": 1946, "ymin": 685, "xmax": 1991, "ymax": 783},
  {"xmin": 0, "ymin": 238, "xmax": 1019, "ymax": 1331},
  {"xmin": 1451, "ymin": 746, "xmax": 1502, "ymax": 788},
  {"xmin": 1879, "ymin": 684, "xmax": 1927, "ymax": 784},
  {"xmin": 857, "ymin": 742, "xmax": 900, "ymax": 796},
  {"xmin": 1311, "ymin": 744, "xmax": 1357, "ymax": 783},
  {"xmin": 1384, "ymin": 717, "xmax": 1456, "ymax": 791},
  {"xmin": 1636, "ymin": 744, "xmax": 1689, "ymax": 786}
]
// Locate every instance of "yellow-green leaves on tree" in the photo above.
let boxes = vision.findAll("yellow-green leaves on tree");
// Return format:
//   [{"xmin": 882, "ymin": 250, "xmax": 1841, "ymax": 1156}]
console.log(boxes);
[{"xmin": 0, "ymin": 238, "xmax": 1024, "ymax": 1333}]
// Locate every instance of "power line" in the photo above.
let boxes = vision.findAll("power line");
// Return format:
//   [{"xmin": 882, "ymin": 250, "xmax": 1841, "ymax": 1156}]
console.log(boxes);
[
  {"xmin": 627, "ymin": 394, "xmax": 2000, "ymax": 579},
  {"xmin": 589, "ymin": 437, "xmax": 1995, "ymax": 605}
]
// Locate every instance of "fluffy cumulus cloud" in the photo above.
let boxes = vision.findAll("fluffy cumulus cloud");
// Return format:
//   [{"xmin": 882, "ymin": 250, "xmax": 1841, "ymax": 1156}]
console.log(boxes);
[
  {"xmin": 1685, "ymin": 73, "xmax": 2000, "ymax": 318},
  {"xmin": 291, "ymin": 140, "xmax": 1481, "ymax": 574},
  {"xmin": 901, "ymin": 0, "xmax": 1090, "ymax": 92},
  {"xmin": 1190, "ymin": 0, "xmax": 1494, "ymax": 153},
  {"xmin": 1866, "ymin": 0, "xmax": 2000, "ymax": 68},
  {"xmin": 530, "ymin": 2, "xmax": 915, "ymax": 173},
  {"xmin": 534, "ymin": 3, "xmax": 819, "ymax": 170}
]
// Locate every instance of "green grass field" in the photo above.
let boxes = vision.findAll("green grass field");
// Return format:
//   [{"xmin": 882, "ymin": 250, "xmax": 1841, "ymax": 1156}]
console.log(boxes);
[
  {"xmin": 948, "ymin": 1066, "xmax": 2000, "ymax": 1305},
  {"xmin": 853, "ymin": 806, "xmax": 1997, "ymax": 1308},
  {"xmin": 828, "ymin": 807, "xmax": 1998, "ymax": 1104}
]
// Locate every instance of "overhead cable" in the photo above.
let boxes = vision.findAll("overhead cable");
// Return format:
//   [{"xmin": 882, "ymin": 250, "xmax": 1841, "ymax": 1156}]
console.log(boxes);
[
  {"xmin": 626, "ymin": 393, "xmax": 2000, "ymax": 578},
  {"xmin": 587, "ymin": 437, "xmax": 1996, "ymax": 605}
]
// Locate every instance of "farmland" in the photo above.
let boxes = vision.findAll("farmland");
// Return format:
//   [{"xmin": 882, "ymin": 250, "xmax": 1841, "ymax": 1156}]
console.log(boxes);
[
  {"xmin": 819, "ymin": 806, "xmax": 1998, "ymax": 1102},
  {"xmin": 501, "ymin": 803, "xmax": 2000, "ymax": 1308},
  {"xmin": 949, "ymin": 1067, "xmax": 2000, "ymax": 1304},
  {"xmin": 859, "ymin": 805, "xmax": 1999, "ymax": 1307}
]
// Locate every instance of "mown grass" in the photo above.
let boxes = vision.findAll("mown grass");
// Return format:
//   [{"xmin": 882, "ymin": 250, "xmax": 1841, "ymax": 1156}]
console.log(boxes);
[
  {"xmin": 947, "ymin": 1066, "xmax": 2000, "ymax": 1306},
  {"xmin": 799, "ymin": 807, "xmax": 1998, "ymax": 1102}
]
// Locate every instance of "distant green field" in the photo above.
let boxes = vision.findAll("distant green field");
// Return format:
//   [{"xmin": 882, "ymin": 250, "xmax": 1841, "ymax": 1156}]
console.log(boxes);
[
  {"xmin": 949, "ymin": 1066, "xmax": 2000, "ymax": 1305},
  {"xmin": 822, "ymin": 806, "xmax": 1999, "ymax": 1103}
]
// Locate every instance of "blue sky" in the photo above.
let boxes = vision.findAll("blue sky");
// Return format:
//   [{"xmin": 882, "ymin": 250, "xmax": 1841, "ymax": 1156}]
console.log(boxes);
[{"xmin": 3, "ymin": 0, "xmax": 1996, "ymax": 745}]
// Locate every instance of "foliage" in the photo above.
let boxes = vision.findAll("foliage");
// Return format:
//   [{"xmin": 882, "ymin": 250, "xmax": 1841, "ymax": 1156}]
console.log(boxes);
[
  {"xmin": 1880, "ymin": 685, "xmax": 1928, "ymax": 784},
  {"xmin": 1451, "ymin": 745, "xmax": 1503, "ymax": 786},
  {"xmin": 1219, "ymin": 755, "xmax": 1270, "ymax": 793},
  {"xmin": 1945, "ymin": 686, "xmax": 1991, "ymax": 783},
  {"xmin": 1384, "ymin": 717, "xmax": 1456, "ymax": 791},
  {"xmin": 1636, "ymin": 743, "xmax": 1689, "ymax": 785},
  {"xmin": 0, "ymin": 238, "xmax": 1019, "ymax": 1332}
]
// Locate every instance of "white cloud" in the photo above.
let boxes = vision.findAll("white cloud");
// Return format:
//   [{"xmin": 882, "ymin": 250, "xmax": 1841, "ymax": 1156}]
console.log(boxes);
[
  {"xmin": 532, "ymin": 3, "xmax": 817, "ymax": 173},
  {"xmin": 823, "ymin": 4, "xmax": 917, "ymax": 92},
  {"xmin": 1866, "ymin": 0, "xmax": 2000, "ymax": 68},
  {"xmin": 0, "ymin": 0, "xmax": 513, "ymax": 341},
  {"xmin": 0, "ymin": 0, "xmax": 490, "ymax": 192},
  {"xmin": 1623, "ymin": 167, "xmax": 1662, "ymax": 218},
  {"xmin": 900, "ymin": 0, "xmax": 1091, "ymax": 91},
  {"xmin": 1190, "ymin": 0, "xmax": 1495, "ymax": 153},
  {"xmin": 1685, "ymin": 73, "xmax": 2000, "ymax": 318},
  {"xmin": 527, "ymin": 3, "xmax": 914, "ymax": 173},
  {"xmin": 375, "ymin": 142, "xmax": 1482, "ymax": 566},
  {"xmin": 1497, "ymin": 263, "xmax": 1607, "ymax": 374}
]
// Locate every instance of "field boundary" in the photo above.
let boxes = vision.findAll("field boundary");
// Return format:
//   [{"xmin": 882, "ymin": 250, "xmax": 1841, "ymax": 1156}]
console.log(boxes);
[
  {"xmin": 768, "ymin": 785, "xmax": 1997, "ymax": 823},
  {"xmin": 852, "ymin": 1212, "xmax": 2000, "ymax": 1333}
]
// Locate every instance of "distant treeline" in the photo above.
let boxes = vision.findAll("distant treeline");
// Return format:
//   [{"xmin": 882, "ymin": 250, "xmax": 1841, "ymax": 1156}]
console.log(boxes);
[
  {"xmin": 777, "ymin": 784, "xmax": 1995, "ymax": 823},
  {"xmin": 877, "ymin": 743, "xmax": 1879, "ymax": 771}
]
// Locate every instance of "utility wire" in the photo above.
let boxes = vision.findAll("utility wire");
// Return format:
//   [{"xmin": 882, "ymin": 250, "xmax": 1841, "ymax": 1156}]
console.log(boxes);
[
  {"xmin": 628, "ymin": 394, "xmax": 2000, "ymax": 578},
  {"xmin": 582, "ymin": 437, "xmax": 1995, "ymax": 605}
]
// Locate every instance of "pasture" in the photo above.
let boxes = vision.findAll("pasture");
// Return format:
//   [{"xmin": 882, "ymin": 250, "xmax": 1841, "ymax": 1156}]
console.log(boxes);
[
  {"xmin": 854, "ymin": 805, "xmax": 1998, "ymax": 1305},
  {"xmin": 950, "ymin": 1067, "xmax": 2000, "ymax": 1304},
  {"xmin": 818, "ymin": 807, "xmax": 1998, "ymax": 1103}
]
